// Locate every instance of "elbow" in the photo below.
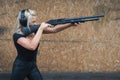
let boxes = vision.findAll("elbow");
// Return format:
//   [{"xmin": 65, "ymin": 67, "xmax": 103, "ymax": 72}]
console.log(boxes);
[
  {"xmin": 29, "ymin": 45, "xmax": 37, "ymax": 51},
  {"xmin": 29, "ymin": 47, "xmax": 36, "ymax": 51}
]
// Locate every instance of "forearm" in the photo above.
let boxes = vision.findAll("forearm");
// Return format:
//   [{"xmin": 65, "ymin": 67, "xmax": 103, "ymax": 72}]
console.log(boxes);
[
  {"xmin": 54, "ymin": 23, "xmax": 73, "ymax": 32},
  {"xmin": 43, "ymin": 23, "xmax": 73, "ymax": 34},
  {"xmin": 30, "ymin": 28, "xmax": 43, "ymax": 50}
]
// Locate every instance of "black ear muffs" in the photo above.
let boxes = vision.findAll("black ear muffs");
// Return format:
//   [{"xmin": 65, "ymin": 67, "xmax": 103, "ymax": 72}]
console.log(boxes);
[{"xmin": 19, "ymin": 10, "xmax": 27, "ymax": 26}]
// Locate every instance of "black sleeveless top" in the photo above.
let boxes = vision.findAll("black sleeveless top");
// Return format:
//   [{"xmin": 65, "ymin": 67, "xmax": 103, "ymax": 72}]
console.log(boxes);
[{"xmin": 13, "ymin": 33, "xmax": 39, "ymax": 62}]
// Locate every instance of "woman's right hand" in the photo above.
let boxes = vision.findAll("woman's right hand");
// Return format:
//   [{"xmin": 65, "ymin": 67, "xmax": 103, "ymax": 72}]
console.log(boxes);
[{"xmin": 39, "ymin": 22, "xmax": 51, "ymax": 30}]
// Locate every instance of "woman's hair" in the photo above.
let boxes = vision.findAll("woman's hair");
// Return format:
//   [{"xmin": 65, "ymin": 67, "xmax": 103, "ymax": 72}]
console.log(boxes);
[{"xmin": 15, "ymin": 9, "xmax": 36, "ymax": 34}]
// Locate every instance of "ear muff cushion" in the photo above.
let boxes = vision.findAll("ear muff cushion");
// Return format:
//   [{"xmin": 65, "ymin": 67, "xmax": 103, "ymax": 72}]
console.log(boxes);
[{"xmin": 19, "ymin": 10, "xmax": 27, "ymax": 26}]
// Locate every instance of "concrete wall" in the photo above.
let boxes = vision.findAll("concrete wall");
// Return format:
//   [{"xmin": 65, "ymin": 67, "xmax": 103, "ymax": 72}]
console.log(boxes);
[{"xmin": 0, "ymin": 0, "xmax": 120, "ymax": 72}]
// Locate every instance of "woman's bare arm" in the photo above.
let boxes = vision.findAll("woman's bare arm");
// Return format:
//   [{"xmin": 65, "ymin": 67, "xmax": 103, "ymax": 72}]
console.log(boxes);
[
  {"xmin": 17, "ymin": 22, "xmax": 50, "ymax": 51},
  {"xmin": 43, "ymin": 23, "xmax": 74, "ymax": 34}
]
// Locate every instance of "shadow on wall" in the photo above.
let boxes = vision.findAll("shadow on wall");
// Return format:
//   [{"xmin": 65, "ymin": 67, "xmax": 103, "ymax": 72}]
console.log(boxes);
[
  {"xmin": 0, "ymin": 72, "xmax": 120, "ymax": 80},
  {"xmin": 0, "ymin": 26, "xmax": 8, "ymax": 35}
]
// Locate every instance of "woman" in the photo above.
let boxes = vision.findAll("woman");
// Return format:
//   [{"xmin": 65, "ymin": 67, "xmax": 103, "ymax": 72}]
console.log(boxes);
[{"xmin": 11, "ymin": 9, "xmax": 79, "ymax": 80}]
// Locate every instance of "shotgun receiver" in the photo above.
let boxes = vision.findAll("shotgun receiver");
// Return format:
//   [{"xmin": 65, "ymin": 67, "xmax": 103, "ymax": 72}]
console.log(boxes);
[{"xmin": 22, "ymin": 14, "xmax": 104, "ymax": 36}]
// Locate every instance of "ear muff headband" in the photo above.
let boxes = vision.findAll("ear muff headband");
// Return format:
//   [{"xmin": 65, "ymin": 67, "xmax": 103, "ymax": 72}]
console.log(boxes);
[{"xmin": 20, "ymin": 9, "xmax": 27, "ymax": 26}]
